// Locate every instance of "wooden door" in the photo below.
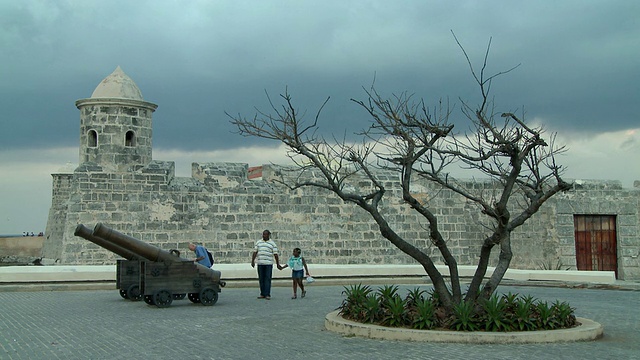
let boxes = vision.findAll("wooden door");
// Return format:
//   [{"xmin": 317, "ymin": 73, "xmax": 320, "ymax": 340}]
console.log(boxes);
[{"xmin": 574, "ymin": 215, "xmax": 617, "ymax": 278}]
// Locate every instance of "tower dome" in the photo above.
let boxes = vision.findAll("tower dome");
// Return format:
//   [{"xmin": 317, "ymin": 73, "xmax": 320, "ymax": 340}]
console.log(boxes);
[
  {"xmin": 76, "ymin": 67, "xmax": 157, "ymax": 172},
  {"xmin": 90, "ymin": 66, "xmax": 144, "ymax": 100}
]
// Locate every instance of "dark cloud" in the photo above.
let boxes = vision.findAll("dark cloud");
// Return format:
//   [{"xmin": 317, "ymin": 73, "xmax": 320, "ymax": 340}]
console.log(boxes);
[
  {"xmin": 1, "ymin": 1, "xmax": 638, "ymax": 152},
  {"xmin": 2, "ymin": 0, "xmax": 640, "ymax": 234}
]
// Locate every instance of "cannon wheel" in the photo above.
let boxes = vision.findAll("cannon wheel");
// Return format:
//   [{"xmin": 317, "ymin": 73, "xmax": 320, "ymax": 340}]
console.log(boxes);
[
  {"xmin": 188, "ymin": 293, "xmax": 200, "ymax": 303},
  {"xmin": 119, "ymin": 289, "xmax": 129, "ymax": 299},
  {"xmin": 199, "ymin": 287, "xmax": 218, "ymax": 306},
  {"xmin": 143, "ymin": 295, "xmax": 155, "ymax": 306},
  {"xmin": 153, "ymin": 289, "xmax": 173, "ymax": 308},
  {"xmin": 173, "ymin": 293, "xmax": 187, "ymax": 300},
  {"xmin": 126, "ymin": 284, "xmax": 142, "ymax": 301}
]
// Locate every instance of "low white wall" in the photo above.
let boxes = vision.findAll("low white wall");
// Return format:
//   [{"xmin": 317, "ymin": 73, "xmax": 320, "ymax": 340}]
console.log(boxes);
[{"xmin": 0, "ymin": 264, "xmax": 616, "ymax": 284}]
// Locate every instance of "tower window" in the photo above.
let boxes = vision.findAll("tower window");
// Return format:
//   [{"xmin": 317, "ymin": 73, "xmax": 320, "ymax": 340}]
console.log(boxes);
[
  {"xmin": 88, "ymin": 130, "xmax": 98, "ymax": 147},
  {"xmin": 125, "ymin": 131, "xmax": 136, "ymax": 147}
]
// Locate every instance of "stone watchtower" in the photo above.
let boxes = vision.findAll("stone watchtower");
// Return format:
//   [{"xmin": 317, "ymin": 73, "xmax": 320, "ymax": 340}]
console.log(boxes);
[
  {"xmin": 42, "ymin": 67, "xmax": 161, "ymax": 261},
  {"xmin": 75, "ymin": 66, "xmax": 158, "ymax": 172}
]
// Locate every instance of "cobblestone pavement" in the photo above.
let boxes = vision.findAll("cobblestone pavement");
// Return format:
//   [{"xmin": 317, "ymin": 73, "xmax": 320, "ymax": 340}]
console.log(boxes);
[{"xmin": 0, "ymin": 283, "xmax": 638, "ymax": 360}]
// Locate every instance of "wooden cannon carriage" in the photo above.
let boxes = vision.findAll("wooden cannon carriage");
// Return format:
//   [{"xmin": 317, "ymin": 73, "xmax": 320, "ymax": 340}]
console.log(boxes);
[{"xmin": 74, "ymin": 223, "xmax": 225, "ymax": 307}]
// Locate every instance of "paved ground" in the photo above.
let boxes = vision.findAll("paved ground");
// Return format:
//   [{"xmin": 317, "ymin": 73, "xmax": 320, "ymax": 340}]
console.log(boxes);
[{"xmin": 0, "ymin": 283, "xmax": 639, "ymax": 360}]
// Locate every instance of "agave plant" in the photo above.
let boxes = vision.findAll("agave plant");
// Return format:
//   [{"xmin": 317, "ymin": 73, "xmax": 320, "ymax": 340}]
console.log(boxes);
[
  {"xmin": 450, "ymin": 300, "xmax": 480, "ymax": 331},
  {"xmin": 381, "ymin": 295, "xmax": 408, "ymax": 327},
  {"xmin": 338, "ymin": 284, "xmax": 372, "ymax": 320},
  {"xmin": 501, "ymin": 292, "xmax": 520, "ymax": 312},
  {"xmin": 405, "ymin": 287, "xmax": 426, "ymax": 308},
  {"xmin": 512, "ymin": 299, "xmax": 537, "ymax": 331},
  {"xmin": 552, "ymin": 300, "xmax": 576, "ymax": 328},
  {"xmin": 412, "ymin": 297, "xmax": 436, "ymax": 330},
  {"xmin": 427, "ymin": 288, "xmax": 443, "ymax": 308},
  {"xmin": 520, "ymin": 294, "xmax": 538, "ymax": 306},
  {"xmin": 363, "ymin": 294, "xmax": 381, "ymax": 323},
  {"xmin": 376, "ymin": 285, "xmax": 400, "ymax": 303},
  {"xmin": 482, "ymin": 295, "xmax": 512, "ymax": 331},
  {"xmin": 535, "ymin": 301, "xmax": 561, "ymax": 330}
]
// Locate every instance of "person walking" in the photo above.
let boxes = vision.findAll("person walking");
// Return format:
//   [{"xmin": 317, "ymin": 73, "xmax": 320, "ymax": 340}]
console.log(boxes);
[
  {"xmin": 188, "ymin": 242, "xmax": 212, "ymax": 268},
  {"xmin": 279, "ymin": 247, "xmax": 310, "ymax": 299},
  {"xmin": 251, "ymin": 230, "xmax": 281, "ymax": 300}
]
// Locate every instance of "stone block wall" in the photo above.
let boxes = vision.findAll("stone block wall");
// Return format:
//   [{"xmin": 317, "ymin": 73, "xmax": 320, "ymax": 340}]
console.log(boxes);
[
  {"xmin": 41, "ymin": 173, "xmax": 74, "ymax": 259},
  {"xmin": 43, "ymin": 161, "xmax": 640, "ymax": 280}
]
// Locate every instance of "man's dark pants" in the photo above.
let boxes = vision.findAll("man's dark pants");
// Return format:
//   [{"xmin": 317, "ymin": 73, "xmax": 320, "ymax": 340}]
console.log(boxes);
[{"xmin": 257, "ymin": 264, "xmax": 273, "ymax": 297}]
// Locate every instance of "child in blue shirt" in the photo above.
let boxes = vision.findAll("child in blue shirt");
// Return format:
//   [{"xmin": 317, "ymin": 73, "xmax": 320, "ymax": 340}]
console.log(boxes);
[{"xmin": 279, "ymin": 247, "xmax": 310, "ymax": 299}]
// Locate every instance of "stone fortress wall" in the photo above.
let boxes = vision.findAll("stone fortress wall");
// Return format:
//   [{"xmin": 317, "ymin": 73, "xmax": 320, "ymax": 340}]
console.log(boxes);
[
  {"xmin": 42, "ymin": 160, "xmax": 640, "ymax": 280},
  {"xmin": 41, "ymin": 67, "xmax": 640, "ymax": 280}
]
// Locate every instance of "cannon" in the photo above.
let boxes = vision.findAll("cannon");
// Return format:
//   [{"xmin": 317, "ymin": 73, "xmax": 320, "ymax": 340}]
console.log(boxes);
[
  {"xmin": 74, "ymin": 224, "xmax": 144, "ymax": 300},
  {"xmin": 74, "ymin": 224, "xmax": 141, "ymax": 261},
  {"xmin": 74, "ymin": 223, "xmax": 224, "ymax": 307}
]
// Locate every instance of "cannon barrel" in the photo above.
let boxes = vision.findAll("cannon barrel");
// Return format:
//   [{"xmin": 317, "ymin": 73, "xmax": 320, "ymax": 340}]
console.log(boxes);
[
  {"xmin": 92, "ymin": 223, "xmax": 221, "ymax": 282},
  {"xmin": 93, "ymin": 223, "xmax": 181, "ymax": 263},
  {"xmin": 74, "ymin": 224, "xmax": 141, "ymax": 260}
]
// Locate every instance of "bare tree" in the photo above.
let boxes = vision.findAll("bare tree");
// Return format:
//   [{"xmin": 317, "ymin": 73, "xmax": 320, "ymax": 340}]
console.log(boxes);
[{"xmin": 227, "ymin": 39, "xmax": 571, "ymax": 314}]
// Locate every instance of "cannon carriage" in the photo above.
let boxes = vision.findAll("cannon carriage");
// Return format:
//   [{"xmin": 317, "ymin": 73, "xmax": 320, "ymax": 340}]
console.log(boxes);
[
  {"xmin": 116, "ymin": 259, "xmax": 143, "ymax": 300},
  {"xmin": 138, "ymin": 259, "xmax": 220, "ymax": 307},
  {"xmin": 74, "ymin": 223, "xmax": 225, "ymax": 307}
]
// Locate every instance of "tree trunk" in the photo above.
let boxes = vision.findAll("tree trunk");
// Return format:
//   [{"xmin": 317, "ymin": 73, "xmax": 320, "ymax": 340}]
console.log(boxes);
[{"xmin": 479, "ymin": 232, "xmax": 513, "ymax": 300}]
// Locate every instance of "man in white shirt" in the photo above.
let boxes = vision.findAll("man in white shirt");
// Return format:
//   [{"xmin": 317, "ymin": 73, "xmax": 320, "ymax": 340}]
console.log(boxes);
[{"xmin": 251, "ymin": 230, "xmax": 282, "ymax": 300}]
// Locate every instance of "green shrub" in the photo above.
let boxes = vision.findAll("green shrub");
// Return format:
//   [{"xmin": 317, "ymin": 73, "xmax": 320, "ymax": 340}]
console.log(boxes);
[
  {"xmin": 501, "ymin": 292, "xmax": 520, "ymax": 312},
  {"xmin": 535, "ymin": 301, "xmax": 561, "ymax": 330},
  {"xmin": 552, "ymin": 300, "xmax": 576, "ymax": 328},
  {"xmin": 513, "ymin": 299, "xmax": 537, "ymax": 331},
  {"xmin": 381, "ymin": 295, "xmax": 408, "ymax": 327},
  {"xmin": 428, "ymin": 288, "xmax": 443, "ymax": 307},
  {"xmin": 451, "ymin": 300, "xmax": 480, "ymax": 331},
  {"xmin": 363, "ymin": 294, "xmax": 381, "ymax": 323},
  {"xmin": 405, "ymin": 287, "xmax": 426, "ymax": 308},
  {"xmin": 338, "ymin": 284, "xmax": 372, "ymax": 321},
  {"xmin": 482, "ymin": 295, "xmax": 512, "ymax": 331},
  {"xmin": 376, "ymin": 284, "xmax": 400, "ymax": 302},
  {"xmin": 412, "ymin": 297, "xmax": 436, "ymax": 330},
  {"xmin": 337, "ymin": 284, "xmax": 576, "ymax": 332}
]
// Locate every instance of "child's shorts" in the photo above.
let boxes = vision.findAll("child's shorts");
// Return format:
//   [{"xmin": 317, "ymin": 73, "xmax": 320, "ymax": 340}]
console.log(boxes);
[{"xmin": 292, "ymin": 270, "xmax": 304, "ymax": 279}]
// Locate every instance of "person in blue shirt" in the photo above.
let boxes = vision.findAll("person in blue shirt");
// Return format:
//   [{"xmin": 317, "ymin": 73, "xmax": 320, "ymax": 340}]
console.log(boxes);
[
  {"xmin": 279, "ymin": 247, "xmax": 310, "ymax": 299},
  {"xmin": 188, "ymin": 243, "xmax": 212, "ymax": 268}
]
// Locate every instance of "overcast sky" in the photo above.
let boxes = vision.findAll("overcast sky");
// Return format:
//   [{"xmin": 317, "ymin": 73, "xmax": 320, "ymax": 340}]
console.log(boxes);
[{"xmin": 1, "ymin": 1, "xmax": 638, "ymax": 235}]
